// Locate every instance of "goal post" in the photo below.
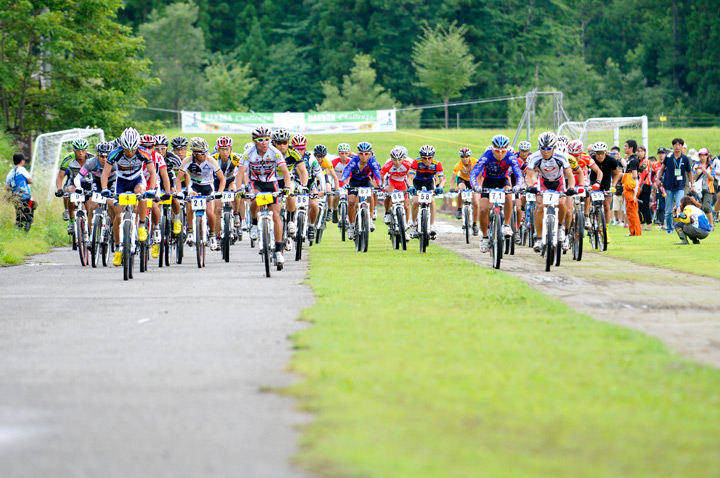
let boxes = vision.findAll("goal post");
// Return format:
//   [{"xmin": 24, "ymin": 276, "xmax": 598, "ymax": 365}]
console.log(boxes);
[
  {"xmin": 557, "ymin": 116, "xmax": 648, "ymax": 151},
  {"xmin": 29, "ymin": 128, "xmax": 106, "ymax": 200}
]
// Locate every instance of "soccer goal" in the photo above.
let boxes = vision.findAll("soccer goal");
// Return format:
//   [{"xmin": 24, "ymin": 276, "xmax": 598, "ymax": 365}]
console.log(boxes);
[
  {"xmin": 29, "ymin": 128, "xmax": 106, "ymax": 200},
  {"xmin": 557, "ymin": 116, "xmax": 648, "ymax": 151}
]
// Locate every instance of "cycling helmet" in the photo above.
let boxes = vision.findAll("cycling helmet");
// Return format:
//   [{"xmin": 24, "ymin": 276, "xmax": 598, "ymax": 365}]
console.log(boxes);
[
  {"xmin": 556, "ymin": 143, "xmax": 567, "ymax": 155},
  {"xmin": 272, "ymin": 129, "xmax": 291, "ymax": 142},
  {"xmin": 216, "ymin": 135, "xmax": 233, "ymax": 148},
  {"xmin": 557, "ymin": 135, "xmax": 570, "ymax": 146},
  {"xmin": 491, "ymin": 134, "xmax": 510, "ymax": 149},
  {"xmin": 568, "ymin": 140, "xmax": 584, "ymax": 155},
  {"xmin": 96, "ymin": 142, "xmax": 113, "ymax": 155},
  {"xmin": 568, "ymin": 155, "xmax": 579, "ymax": 170},
  {"xmin": 593, "ymin": 141, "xmax": 608, "ymax": 152},
  {"xmin": 313, "ymin": 144, "xmax": 328, "ymax": 157},
  {"xmin": 357, "ymin": 141, "xmax": 373, "ymax": 153},
  {"xmin": 338, "ymin": 143, "xmax": 351, "ymax": 153},
  {"xmin": 72, "ymin": 138, "xmax": 89, "ymax": 150},
  {"xmin": 189, "ymin": 136, "xmax": 209, "ymax": 153},
  {"xmin": 390, "ymin": 146, "xmax": 405, "ymax": 160},
  {"xmin": 139, "ymin": 134, "xmax": 156, "ymax": 147},
  {"xmin": 119, "ymin": 128, "xmax": 141, "ymax": 150},
  {"xmin": 291, "ymin": 134, "xmax": 307, "ymax": 148},
  {"xmin": 171, "ymin": 136, "xmax": 188, "ymax": 149},
  {"xmin": 155, "ymin": 134, "xmax": 169, "ymax": 146},
  {"xmin": 251, "ymin": 125, "xmax": 272, "ymax": 140},
  {"xmin": 111, "ymin": 138, "xmax": 121, "ymax": 150},
  {"xmin": 459, "ymin": 147, "xmax": 472, "ymax": 157},
  {"xmin": 537, "ymin": 131, "xmax": 557, "ymax": 149},
  {"xmin": 419, "ymin": 144, "xmax": 435, "ymax": 157},
  {"xmin": 518, "ymin": 141, "xmax": 532, "ymax": 152}
]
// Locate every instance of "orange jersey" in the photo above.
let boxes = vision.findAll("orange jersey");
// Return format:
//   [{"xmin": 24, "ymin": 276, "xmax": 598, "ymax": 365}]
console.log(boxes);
[{"xmin": 571, "ymin": 153, "xmax": 594, "ymax": 184}]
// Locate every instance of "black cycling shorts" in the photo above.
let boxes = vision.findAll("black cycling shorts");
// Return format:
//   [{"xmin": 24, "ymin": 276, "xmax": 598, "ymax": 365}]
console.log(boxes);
[
  {"xmin": 455, "ymin": 177, "xmax": 472, "ymax": 189},
  {"xmin": 412, "ymin": 178, "xmax": 434, "ymax": 193},
  {"xmin": 348, "ymin": 177, "xmax": 372, "ymax": 195},
  {"xmin": 479, "ymin": 177, "xmax": 510, "ymax": 198},
  {"xmin": 191, "ymin": 183, "xmax": 214, "ymax": 197}
]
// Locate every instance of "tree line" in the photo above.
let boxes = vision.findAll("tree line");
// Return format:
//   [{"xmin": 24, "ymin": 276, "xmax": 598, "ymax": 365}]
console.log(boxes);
[{"xmin": 1, "ymin": 0, "xmax": 718, "ymax": 139}]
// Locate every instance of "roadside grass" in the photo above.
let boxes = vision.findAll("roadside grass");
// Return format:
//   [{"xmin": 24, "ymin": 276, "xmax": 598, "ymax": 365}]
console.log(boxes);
[
  {"xmin": 0, "ymin": 198, "xmax": 68, "ymax": 266},
  {"xmin": 602, "ymin": 224, "xmax": 720, "ymax": 279},
  {"xmin": 288, "ymin": 230, "xmax": 720, "ymax": 477}
]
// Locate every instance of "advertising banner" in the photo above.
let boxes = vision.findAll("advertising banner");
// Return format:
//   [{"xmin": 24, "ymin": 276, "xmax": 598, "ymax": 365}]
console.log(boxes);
[{"xmin": 181, "ymin": 109, "xmax": 396, "ymax": 135}]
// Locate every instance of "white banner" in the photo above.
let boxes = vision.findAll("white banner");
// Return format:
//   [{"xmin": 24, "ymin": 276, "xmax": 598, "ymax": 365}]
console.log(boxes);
[{"xmin": 181, "ymin": 109, "xmax": 396, "ymax": 135}]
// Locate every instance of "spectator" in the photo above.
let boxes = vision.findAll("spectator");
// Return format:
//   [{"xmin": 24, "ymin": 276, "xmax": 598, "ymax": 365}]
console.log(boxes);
[
  {"xmin": 635, "ymin": 146, "xmax": 654, "ymax": 231},
  {"xmin": 653, "ymin": 147, "xmax": 668, "ymax": 228},
  {"xmin": 712, "ymin": 148, "xmax": 720, "ymax": 221},
  {"xmin": 692, "ymin": 148, "xmax": 714, "ymax": 229},
  {"xmin": 622, "ymin": 140, "xmax": 641, "ymax": 236},
  {"xmin": 4, "ymin": 152, "xmax": 35, "ymax": 231},
  {"xmin": 674, "ymin": 195, "xmax": 712, "ymax": 245},
  {"xmin": 656, "ymin": 138, "xmax": 693, "ymax": 234},
  {"xmin": 611, "ymin": 145, "xmax": 626, "ymax": 226}
]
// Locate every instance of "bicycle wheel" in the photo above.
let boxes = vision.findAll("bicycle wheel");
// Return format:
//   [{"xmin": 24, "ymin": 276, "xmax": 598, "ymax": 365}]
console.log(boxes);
[
  {"xmin": 492, "ymin": 215, "xmax": 503, "ymax": 269},
  {"xmin": 123, "ymin": 220, "xmax": 131, "ymax": 281},
  {"xmin": 340, "ymin": 202, "xmax": 347, "ymax": 242},
  {"xmin": 545, "ymin": 214, "xmax": 554, "ymax": 272},
  {"xmin": 163, "ymin": 216, "xmax": 171, "ymax": 267},
  {"xmin": 574, "ymin": 210, "xmax": 584, "ymax": 261},
  {"xmin": 223, "ymin": 212, "xmax": 231, "ymax": 263},
  {"xmin": 598, "ymin": 209, "xmax": 608, "ymax": 251},
  {"xmin": 527, "ymin": 209, "xmax": 536, "ymax": 249},
  {"xmin": 262, "ymin": 219, "xmax": 271, "ymax": 277},
  {"xmin": 361, "ymin": 208, "xmax": 369, "ymax": 253},
  {"xmin": 554, "ymin": 230, "xmax": 562, "ymax": 267},
  {"xmin": 463, "ymin": 206, "xmax": 470, "ymax": 244},
  {"xmin": 295, "ymin": 211, "xmax": 304, "ymax": 261},
  {"xmin": 419, "ymin": 208, "xmax": 428, "ymax": 254},
  {"xmin": 159, "ymin": 216, "xmax": 167, "ymax": 267},
  {"xmin": 176, "ymin": 225, "xmax": 184, "ymax": 264},
  {"xmin": 195, "ymin": 215, "xmax": 204, "ymax": 268},
  {"xmin": 390, "ymin": 213, "xmax": 398, "ymax": 249},
  {"xmin": 397, "ymin": 209, "xmax": 407, "ymax": 251},
  {"xmin": 90, "ymin": 214, "xmax": 101, "ymax": 268},
  {"xmin": 77, "ymin": 216, "xmax": 88, "ymax": 266}
]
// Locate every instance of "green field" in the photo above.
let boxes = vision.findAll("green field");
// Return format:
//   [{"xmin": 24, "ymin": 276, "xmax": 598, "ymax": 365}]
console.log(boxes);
[
  {"xmin": 602, "ymin": 224, "xmax": 720, "ymax": 279},
  {"xmin": 288, "ymin": 231, "xmax": 720, "ymax": 477}
]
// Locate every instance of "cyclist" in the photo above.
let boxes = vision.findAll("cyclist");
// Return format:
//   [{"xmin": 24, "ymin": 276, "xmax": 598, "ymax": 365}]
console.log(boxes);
[
  {"xmin": 101, "ymin": 128, "xmax": 157, "ymax": 267},
  {"xmin": 329, "ymin": 143, "xmax": 353, "ymax": 222},
  {"xmin": 408, "ymin": 145, "xmax": 445, "ymax": 239},
  {"xmin": 469, "ymin": 135, "xmax": 524, "ymax": 253},
  {"xmin": 54, "ymin": 139, "xmax": 97, "ymax": 233},
  {"xmin": 238, "ymin": 126, "xmax": 295, "ymax": 265},
  {"xmin": 138, "ymin": 135, "xmax": 173, "ymax": 258},
  {"xmin": 156, "ymin": 135, "xmax": 185, "ymax": 236},
  {"xmin": 340, "ymin": 141, "xmax": 382, "ymax": 240},
  {"xmin": 272, "ymin": 129, "xmax": 308, "ymax": 242},
  {"xmin": 212, "ymin": 135, "xmax": 242, "ymax": 242},
  {"xmin": 567, "ymin": 139, "xmax": 603, "ymax": 229},
  {"xmin": 73, "ymin": 141, "xmax": 117, "ymax": 226},
  {"xmin": 381, "ymin": 146, "xmax": 412, "ymax": 233},
  {"xmin": 304, "ymin": 145, "xmax": 330, "ymax": 241},
  {"xmin": 315, "ymin": 144, "xmax": 339, "ymax": 194},
  {"xmin": 450, "ymin": 147, "xmax": 479, "ymax": 236},
  {"xmin": 524, "ymin": 132, "xmax": 577, "ymax": 252},
  {"xmin": 588, "ymin": 141, "xmax": 620, "ymax": 232},
  {"xmin": 176, "ymin": 137, "xmax": 225, "ymax": 251}
]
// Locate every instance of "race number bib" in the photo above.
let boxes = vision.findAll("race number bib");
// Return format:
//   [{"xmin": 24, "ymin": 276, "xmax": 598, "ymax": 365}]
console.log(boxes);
[
  {"xmin": 357, "ymin": 187, "xmax": 372, "ymax": 198},
  {"xmin": 391, "ymin": 191, "xmax": 404, "ymax": 203},
  {"xmin": 543, "ymin": 191, "xmax": 560, "ymax": 206},
  {"xmin": 418, "ymin": 191, "xmax": 433, "ymax": 204},
  {"xmin": 92, "ymin": 192, "xmax": 106, "ymax": 204},
  {"xmin": 191, "ymin": 196, "xmax": 207, "ymax": 211},
  {"xmin": 70, "ymin": 192, "xmax": 84, "ymax": 203},
  {"xmin": 461, "ymin": 190, "xmax": 473, "ymax": 201},
  {"xmin": 488, "ymin": 190, "xmax": 505, "ymax": 204},
  {"xmin": 591, "ymin": 192, "xmax": 604, "ymax": 201},
  {"xmin": 525, "ymin": 193, "xmax": 536, "ymax": 202},
  {"xmin": 221, "ymin": 191, "xmax": 235, "ymax": 203},
  {"xmin": 296, "ymin": 194, "xmax": 309, "ymax": 208}
]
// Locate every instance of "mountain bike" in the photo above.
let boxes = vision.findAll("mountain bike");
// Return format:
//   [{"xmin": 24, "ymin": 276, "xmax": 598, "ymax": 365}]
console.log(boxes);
[
  {"xmin": 138, "ymin": 196, "xmax": 152, "ymax": 273},
  {"xmin": 456, "ymin": 189, "xmax": 473, "ymax": 244},
  {"xmin": 484, "ymin": 188, "xmax": 508, "ymax": 269},
  {"xmin": 353, "ymin": 187, "xmax": 373, "ymax": 253},
  {"xmin": 539, "ymin": 190, "xmax": 563, "ymax": 272},
  {"xmin": 294, "ymin": 189, "xmax": 310, "ymax": 261},
  {"xmin": 219, "ymin": 191, "xmax": 235, "ymax": 262},
  {"xmin": 314, "ymin": 194, "xmax": 329, "ymax": 244},
  {"xmin": 246, "ymin": 191, "xmax": 282, "ymax": 277},
  {"xmin": 521, "ymin": 191, "xmax": 537, "ymax": 248},
  {"xmin": 337, "ymin": 188, "xmax": 349, "ymax": 242},
  {"xmin": 173, "ymin": 191, "xmax": 186, "ymax": 264},
  {"xmin": 157, "ymin": 192, "xmax": 173, "ymax": 267},
  {"xmin": 69, "ymin": 190, "xmax": 89, "ymax": 267},
  {"xmin": 587, "ymin": 190, "xmax": 609, "ymax": 251},
  {"xmin": 245, "ymin": 198, "xmax": 255, "ymax": 248},
  {"xmin": 89, "ymin": 190, "xmax": 113, "ymax": 268},
  {"xmin": 190, "ymin": 195, "xmax": 209, "ymax": 269},
  {"xmin": 117, "ymin": 193, "xmax": 140, "ymax": 281},
  {"xmin": 415, "ymin": 187, "xmax": 434, "ymax": 254},
  {"xmin": 387, "ymin": 190, "xmax": 408, "ymax": 250},
  {"xmin": 568, "ymin": 187, "xmax": 586, "ymax": 261},
  {"xmin": 504, "ymin": 195, "xmax": 516, "ymax": 256}
]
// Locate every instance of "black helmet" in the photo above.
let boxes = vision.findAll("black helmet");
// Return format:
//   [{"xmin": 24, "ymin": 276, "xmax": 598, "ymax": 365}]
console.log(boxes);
[{"xmin": 313, "ymin": 144, "xmax": 328, "ymax": 157}]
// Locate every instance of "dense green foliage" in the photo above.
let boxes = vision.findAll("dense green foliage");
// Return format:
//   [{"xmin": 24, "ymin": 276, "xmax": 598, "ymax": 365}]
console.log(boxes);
[{"xmin": 118, "ymin": 0, "xmax": 720, "ymax": 125}]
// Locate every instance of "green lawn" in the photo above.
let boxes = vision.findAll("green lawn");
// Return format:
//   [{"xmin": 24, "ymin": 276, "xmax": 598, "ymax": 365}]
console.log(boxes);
[
  {"xmin": 288, "ymin": 230, "xmax": 720, "ymax": 477},
  {"xmin": 0, "ymin": 198, "xmax": 68, "ymax": 266},
  {"xmin": 601, "ymin": 224, "xmax": 720, "ymax": 279}
]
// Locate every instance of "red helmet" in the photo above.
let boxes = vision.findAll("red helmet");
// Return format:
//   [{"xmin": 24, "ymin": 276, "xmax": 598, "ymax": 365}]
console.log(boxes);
[
  {"xmin": 291, "ymin": 134, "xmax": 307, "ymax": 149},
  {"xmin": 216, "ymin": 136, "xmax": 233, "ymax": 148},
  {"xmin": 139, "ymin": 134, "xmax": 156, "ymax": 148},
  {"xmin": 568, "ymin": 140, "xmax": 584, "ymax": 155}
]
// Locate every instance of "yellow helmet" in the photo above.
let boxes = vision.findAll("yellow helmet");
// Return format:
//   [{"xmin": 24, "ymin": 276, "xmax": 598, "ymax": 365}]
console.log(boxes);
[{"xmin": 568, "ymin": 154, "xmax": 579, "ymax": 170}]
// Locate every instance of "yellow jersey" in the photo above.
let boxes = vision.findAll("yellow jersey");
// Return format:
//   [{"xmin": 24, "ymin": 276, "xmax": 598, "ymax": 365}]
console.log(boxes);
[{"xmin": 453, "ymin": 157, "xmax": 478, "ymax": 181}]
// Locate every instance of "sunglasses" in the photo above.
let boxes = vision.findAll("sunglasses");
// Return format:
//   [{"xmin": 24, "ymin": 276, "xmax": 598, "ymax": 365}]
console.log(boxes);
[
  {"xmin": 255, "ymin": 137, "xmax": 271, "ymax": 143},
  {"xmin": 460, "ymin": 155, "xmax": 471, "ymax": 158},
  {"xmin": 420, "ymin": 155, "xmax": 433, "ymax": 159},
  {"xmin": 493, "ymin": 148, "xmax": 507, "ymax": 154},
  {"xmin": 275, "ymin": 141, "xmax": 288, "ymax": 146},
  {"xmin": 359, "ymin": 152, "xmax": 372, "ymax": 155},
  {"xmin": 540, "ymin": 147, "xmax": 554, "ymax": 151}
]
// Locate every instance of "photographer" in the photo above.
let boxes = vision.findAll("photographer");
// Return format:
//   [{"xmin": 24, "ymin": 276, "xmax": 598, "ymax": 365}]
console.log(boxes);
[
  {"xmin": 674, "ymin": 196, "xmax": 712, "ymax": 245},
  {"xmin": 4, "ymin": 152, "xmax": 35, "ymax": 231}
]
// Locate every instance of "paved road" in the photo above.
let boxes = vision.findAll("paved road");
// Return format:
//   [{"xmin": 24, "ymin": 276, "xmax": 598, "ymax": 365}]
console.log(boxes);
[{"xmin": 0, "ymin": 241, "xmax": 313, "ymax": 477}]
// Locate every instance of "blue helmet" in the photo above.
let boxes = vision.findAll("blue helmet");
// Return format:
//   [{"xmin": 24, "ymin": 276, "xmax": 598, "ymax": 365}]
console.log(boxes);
[
  {"xmin": 491, "ymin": 134, "xmax": 510, "ymax": 149},
  {"xmin": 357, "ymin": 141, "xmax": 373, "ymax": 153}
]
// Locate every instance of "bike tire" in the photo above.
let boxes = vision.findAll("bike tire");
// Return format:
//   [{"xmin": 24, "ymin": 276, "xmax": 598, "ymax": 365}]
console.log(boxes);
[
  {"xmin": 464, "ymin": 207, "xmax": 470, "ymax": 244},
  {"xmin": 492, "ymin": 215, "xmax": 503, "ymax": 269},
  {"xmin": 77, "ymin": 216, "xmax": 88, "ymax": 267},
  {"xmin": 295, "ymin": 212, "xmax": 304, "ymax": 261},
  {"xmin": 545, "ymin": 214, "xmax": 554, "ymax": 272},
  {"xmin": 527, "ymin": 209, "xmax": 536, "ymax": 249},
  {"xmin": 159, "ymin": 216, "xmax": 167, "ymax": 267},
  {"xmin": 419, "ymin": 209, "xmax": 428, "ymax": 254},
  {"xmin": 390, "ymin": 213, "xmax": 398, "ymax": 249},
  {"xmin": 163, "ymin": 217, "xmax": 171, "ymax": 267},
  {"xmin": 176, "ymin": 226, "xmax": 184, "ymax": 264},
  {"xmin": 554, "ymin": 232, "xmax": 562, "ymax": 267},
  {"xmin": 139, "ymin": 240, "xmax": 147, "ymax": 273},
  {"xmin": 397, "ymin": 210, "xmax": 407, "ymax": 251},
  {"xmin": 361, "ymin": 208, "xmax": 369, "ymax": 253},
  {"xmin": 598, "ymin": 209, "xmax": 608, "ymax": 251},
  {"xmin": 123, "ymin": 220, "xmax": 131, "ymax": 281},
  {"xmin": 90, "ymin": 215, "xmax": 100, "ymax": 268},
  {"xmin": 223, "ymin": 212, "xmax": 231, "ymax": 263},
  {"xmin": 195, "ymin": 215, "xmax": 203, "ymax": 268},
  {"xmin": 339, "ymin": 203, "xmax": 347, "ymax": 242},
  {"xmin": 262, "ymin": 219, "xmax": 271, "ymax": 277},
  {"xmin": 574, "ymin": 210, "xmax": 584, "ymax": 261}
]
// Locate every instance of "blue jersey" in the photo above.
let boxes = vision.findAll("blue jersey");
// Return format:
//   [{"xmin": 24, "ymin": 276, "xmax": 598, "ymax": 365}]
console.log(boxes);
[
  {"xmin": 6, "ymin": 166, "xmax": 31, "ymax": 198},
  {"xmin": 341, "ymin": 155, "xmax": 382, "ymax": 183},
  {"xmin": 469, "ymin": 150, "xmax": 524, "ymax": 188}
]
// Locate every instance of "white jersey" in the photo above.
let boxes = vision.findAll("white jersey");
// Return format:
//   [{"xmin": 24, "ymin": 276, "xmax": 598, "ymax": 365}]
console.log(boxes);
[
  {"xmin": 241, "ymin": 144, "xmax": 286, "ymax": 183},
  {"xmin": 527, "ymin": 151, "xmax": 570, "ymax": 181},
  {"xmin": 182, "ymin": 157, "xmax": 220, "ymax": 186}
]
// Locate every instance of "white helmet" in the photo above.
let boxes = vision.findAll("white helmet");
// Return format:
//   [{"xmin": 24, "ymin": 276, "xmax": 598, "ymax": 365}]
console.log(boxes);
[
  {"xmin": 390, "ymin": 146, "xmax": 405, "ymax": 160},
  {"xmin": 538, "ymin": 131, "xmax": 557, "ymax": 149},
  {"xmin": 119, "ymin": 127, "xmax": 140, "ymax": 150},
  {"xmin": 557, "ymin": 135, "xmax": 570, "ymax": 146},
  {"xmin": 518, "ymin": 141, "xmax": 532, "ymax": 151},
  {"xmin": 594, "ymin": 141, "xmax": 608, "ymax": 152},
  {"xmin": 556, "ymin": 143, "xmax": 567, "ymax": 155}
]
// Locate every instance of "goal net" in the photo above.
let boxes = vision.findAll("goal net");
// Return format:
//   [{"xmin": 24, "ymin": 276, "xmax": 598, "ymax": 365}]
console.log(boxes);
[
  {"xmin": 557, "ymin": 116, "xmax": 648, "ymax": 152},
  {"xmin": 29, "ymin": 128, "xmax": 106, "ymax": 200}
]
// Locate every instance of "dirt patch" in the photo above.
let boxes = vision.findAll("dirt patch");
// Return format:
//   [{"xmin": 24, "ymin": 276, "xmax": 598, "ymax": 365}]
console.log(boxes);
[{"xmin": 435, "ymin": 217, "xmax": 720, "ymax": 368}]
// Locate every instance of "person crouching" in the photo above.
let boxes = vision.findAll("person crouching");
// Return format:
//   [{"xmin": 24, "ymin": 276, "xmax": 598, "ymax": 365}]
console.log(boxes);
[{"xmin": 674, "ymin": 196, "xmax": 712, "ymax": 245}]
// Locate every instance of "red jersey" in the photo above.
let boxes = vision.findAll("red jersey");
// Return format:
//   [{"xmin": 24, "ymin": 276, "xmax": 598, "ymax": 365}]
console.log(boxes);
[
  {"xmin": 381, "ymin": 159, "xmax": 412, "ymax": 191},
  {"xmin": 143, "ymin": 150, "xmax": 167, "ymax": 188}
]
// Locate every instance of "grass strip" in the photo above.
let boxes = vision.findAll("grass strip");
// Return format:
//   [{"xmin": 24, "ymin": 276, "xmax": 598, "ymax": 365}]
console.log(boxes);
[
  {"xmin": 0, "ymin": 201, "xmax": 68, "ymax": 266},
  {"xmin": 600, "ymin": 224, "xmax": 720, "ymax": 279},
  {"xmin": 288, "ymin": 230, "xmax": 720, "ymax": 478}
]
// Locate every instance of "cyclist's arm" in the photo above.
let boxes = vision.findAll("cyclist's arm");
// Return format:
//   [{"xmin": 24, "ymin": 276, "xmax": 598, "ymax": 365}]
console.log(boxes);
[
  {"xmin": 208, "ymin": 157, "xmax": 225, "ymax": 193},
  {"xmin": 56, "ymin": 169, "xmax": 66, "ymax": 190},
  {"xmin": 159, "ymin": 166, "xmax": 172, "ymax": 193},
  {"xmin": 469, "ymin": 160, "xmax": 483, "ymax": 189},
  {"xmin": 296, "ymin": 161, "xmax": 308, "ymax": 186},
  {"xmin": 564, "ymin": 167, "xmax": 576, "ymax": 189},
  {"xmin": 101, "ymin": 163, "xmax": 112, "ymax": 191},
  {"xmin": 590, "ymin": 163, "xmax": 603, "ymax": 184},
  {"xmin": 279, "ymin": 164, "xmax": 294, "ymax": 193},
  {"xmin": 146, "ymin": 162, "xmax": 157, "ymax": 193}
]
